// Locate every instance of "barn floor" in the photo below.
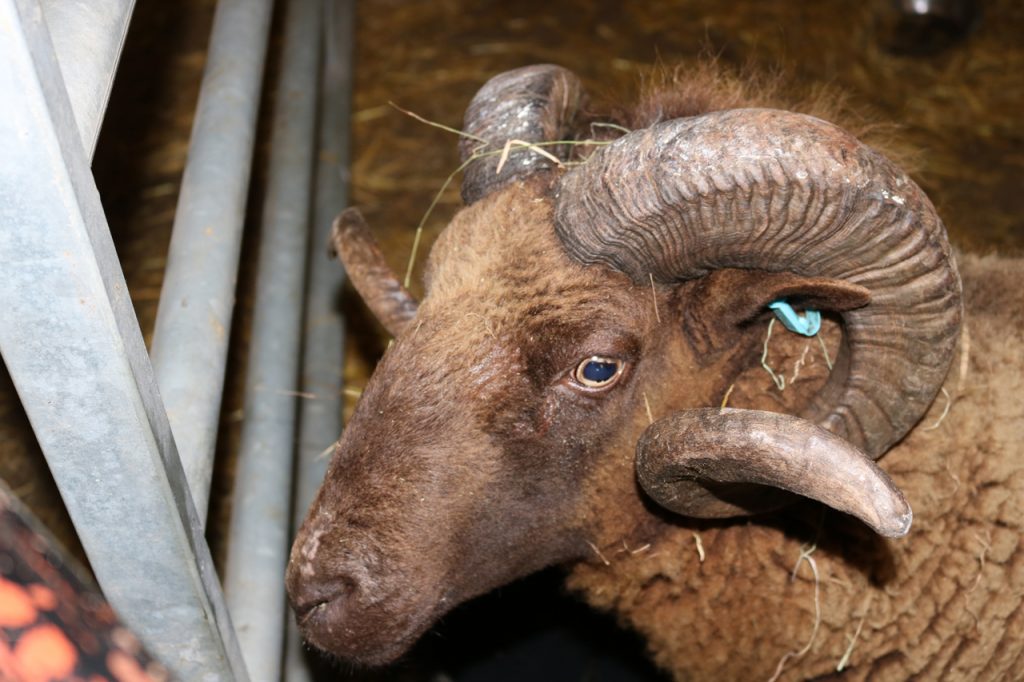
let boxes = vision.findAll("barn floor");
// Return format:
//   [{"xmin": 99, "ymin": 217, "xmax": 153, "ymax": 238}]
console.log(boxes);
[{"xmin": 0, "ymin": 0, "xmax": 1021, "ymax": 679}]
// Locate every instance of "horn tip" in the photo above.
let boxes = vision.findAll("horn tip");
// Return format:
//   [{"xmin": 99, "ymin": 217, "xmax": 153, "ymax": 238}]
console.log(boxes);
[{"xmin": 878, "ymin": 506, "xmax": 913, "ymax": 538}]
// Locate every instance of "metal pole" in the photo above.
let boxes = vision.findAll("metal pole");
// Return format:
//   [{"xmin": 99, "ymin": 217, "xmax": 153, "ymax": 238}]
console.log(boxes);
[
  {"xmin": 38, "ymin": 0, "xmax": 136, "ymax": 159},
  {"xmin": 222, "ymin": 0, "xmax": 323, "ymax": 677},
  {"xmin": 149, "ymin": 0, "xmax": 275, "ymax": 526},
  {"xmin": 0, "ymin": 1, "xmax": 248, "ymax": 679},
  {"xmin": 283, "ymin": 0, "xmax": 354, "ymax": 677}
]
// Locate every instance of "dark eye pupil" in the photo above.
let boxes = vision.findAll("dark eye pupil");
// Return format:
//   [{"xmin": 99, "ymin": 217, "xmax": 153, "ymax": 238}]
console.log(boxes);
[{"xmin": 582, "ymin": 360, "xmax": 618, "ymax": 383}]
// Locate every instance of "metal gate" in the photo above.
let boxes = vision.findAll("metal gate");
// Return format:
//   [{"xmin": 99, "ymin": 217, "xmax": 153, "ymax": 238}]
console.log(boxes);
[{"xmin": 0, "ymin": 0, "xmax": 353, "ymax": 678}]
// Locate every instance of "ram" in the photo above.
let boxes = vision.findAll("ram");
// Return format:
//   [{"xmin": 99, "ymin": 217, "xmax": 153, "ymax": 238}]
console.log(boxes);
[{"xmin": 286, "ymin": 64, "xmax": 1024, "ymax": 680}]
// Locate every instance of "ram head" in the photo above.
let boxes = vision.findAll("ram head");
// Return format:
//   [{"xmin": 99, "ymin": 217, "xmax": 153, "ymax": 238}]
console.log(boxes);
[{"xmin": 286, "ymin": 64, "xmax": 961, "ymax": 664}]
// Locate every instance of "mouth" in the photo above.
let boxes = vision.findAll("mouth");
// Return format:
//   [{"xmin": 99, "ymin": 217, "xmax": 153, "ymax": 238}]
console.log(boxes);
[
  {"xmin": 294, "ymin": 598, "xmax": 330, "ymax": 627},
  {"xmin": 293, "ymin": 589, "xmax": 447, "ymax": 667}
]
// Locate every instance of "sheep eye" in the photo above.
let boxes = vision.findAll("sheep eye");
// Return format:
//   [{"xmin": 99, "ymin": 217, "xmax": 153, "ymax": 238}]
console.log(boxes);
[{"xmin": 573, "ymin": 356, "xmax": 624, "ymax": 389}]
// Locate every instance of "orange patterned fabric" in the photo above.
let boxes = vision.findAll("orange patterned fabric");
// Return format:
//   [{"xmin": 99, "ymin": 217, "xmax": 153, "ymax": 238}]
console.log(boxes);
[{"xmin": 0, "ymin": 484, "xmax": 173, "ymax": 682}]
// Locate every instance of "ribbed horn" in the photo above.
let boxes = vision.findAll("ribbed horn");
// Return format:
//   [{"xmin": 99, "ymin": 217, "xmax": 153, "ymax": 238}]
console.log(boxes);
[
  {"xmin": 636, "ymin": 409, "xmax": 913, "ymax": 537},
  {"xmin": 556, "ymin": 108, "xmax": 962, "ymax": 459},
  {"xmin": 460, "ymin": 64, "xmax": 585, "ymax": 205}
]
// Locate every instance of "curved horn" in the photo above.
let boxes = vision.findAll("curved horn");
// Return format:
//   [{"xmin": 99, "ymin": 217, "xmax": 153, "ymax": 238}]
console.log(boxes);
[
  {"xmin": 330, "ymin": 208, "xmax": 418, "ymax": 337},
  {"xmin": 556, "ymin": 109, "xmax": 962, "ymax": 460},
  {"xmin": 460, "ymin": 64, "xmax": 585, "ymax": 205},
  {"xmin": 636, "ymin": 409, "xmax": 913, "ymax": 537}
]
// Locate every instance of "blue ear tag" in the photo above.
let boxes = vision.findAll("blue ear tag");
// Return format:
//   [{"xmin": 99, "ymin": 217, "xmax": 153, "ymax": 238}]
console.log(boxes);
[{"xmin": 768, "ymin": 300, "xmax": 821, "ymax": 337}]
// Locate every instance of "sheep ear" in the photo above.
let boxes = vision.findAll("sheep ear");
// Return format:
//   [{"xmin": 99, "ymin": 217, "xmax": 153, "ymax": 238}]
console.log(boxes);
[
  {"xmin": 678, "ymin": 269, "xmax": 870, "ymax": 354},
  {"xmin": 329, "ymin": 208, "xmax": 419, "ymax": 337}
]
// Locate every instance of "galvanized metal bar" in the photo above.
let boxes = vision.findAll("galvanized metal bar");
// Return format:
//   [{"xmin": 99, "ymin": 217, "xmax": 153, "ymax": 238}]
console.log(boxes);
[
  {"xmin": 0, "ymin": 1, "xmax": 248, "ymax": 679},
  {"xmin": 39, "ymin": 0, "xmax": 136, "ymax": 159},
  {"xmin": 283, "ymin": 0, "xmax": 354, "ymax": 677},
  {"xmin": 222, "ymin": 0, "xmax": 323, "ymax": 677},
  {"xmin": 149, "ymin": 0, "xmax": 275, "ymax": 526}
]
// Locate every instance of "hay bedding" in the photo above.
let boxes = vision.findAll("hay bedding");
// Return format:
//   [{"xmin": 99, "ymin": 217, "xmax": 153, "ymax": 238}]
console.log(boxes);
[
  {"xmin": 0, "ymin": 0, "xmax": 1021, "ymax": 677},
  {"xmin": 347, "ymin": 0, "xmax": 1023, "ymax": 410}
]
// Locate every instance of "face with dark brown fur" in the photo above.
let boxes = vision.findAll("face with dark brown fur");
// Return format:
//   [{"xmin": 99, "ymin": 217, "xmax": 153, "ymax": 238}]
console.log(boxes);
[
  {"xmin": 285, "ymin": 171, "xmax": 910, "ymax": 664},
  {"xmin": 286, "ymin": 180, "xmax": 681, "ymax": 664},
  {"xmin": 287, "ymin": 58, "xmax": 964, "ymax": 672}
]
